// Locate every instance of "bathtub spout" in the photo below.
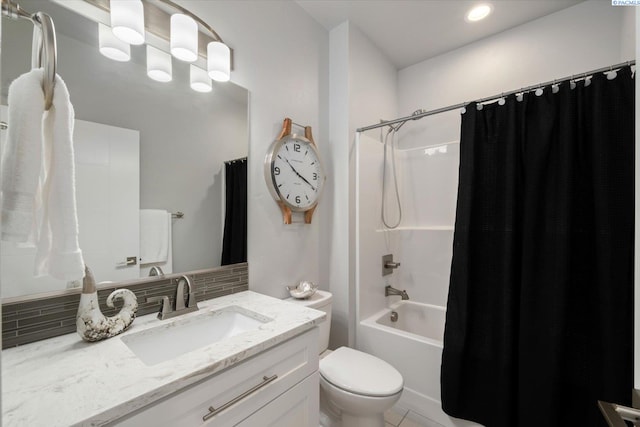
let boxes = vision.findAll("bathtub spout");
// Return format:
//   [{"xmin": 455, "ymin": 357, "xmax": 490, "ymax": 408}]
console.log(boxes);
[{"xmin": 385, "ymin": 285, "xmax": 409, "ymax": 300}]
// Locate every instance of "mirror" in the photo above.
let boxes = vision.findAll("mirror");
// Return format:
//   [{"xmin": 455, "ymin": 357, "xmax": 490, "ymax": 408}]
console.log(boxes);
[{"xmin": 0, "ymin": 0, "xmax": 249, "ymax": 299}]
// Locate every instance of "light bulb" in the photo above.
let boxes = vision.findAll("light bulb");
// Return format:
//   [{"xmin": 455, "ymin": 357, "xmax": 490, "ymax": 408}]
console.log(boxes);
[
  {"xmin": 207, "ymin": 41, "xmax": 231, "ymax": 82},
  {"xmin": 98, "ymin": 23, "xmax": 130, "ymax": 62},
  {"xmin": 171, "ymin": 14, "xmax": 198, "ymax": 62},
  {"xmin": 110, "ymin": 0, "xmax": 145, "ymax": 45}
]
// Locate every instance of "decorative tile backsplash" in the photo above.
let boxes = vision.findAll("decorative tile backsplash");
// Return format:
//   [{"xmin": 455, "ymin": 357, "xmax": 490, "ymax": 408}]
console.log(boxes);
[{"xmin": 2, "ymin": 263, "xmax": 248, "ymax": 349}]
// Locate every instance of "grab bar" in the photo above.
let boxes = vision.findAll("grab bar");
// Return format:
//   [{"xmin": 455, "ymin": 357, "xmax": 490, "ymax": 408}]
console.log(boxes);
[
  {"xmin": 1, "ymin": 0, "xmax": 57, "ymax": 110},
  {"xmin": 598, "ymin": 401, "xmax": 640, "ymax": 426}
]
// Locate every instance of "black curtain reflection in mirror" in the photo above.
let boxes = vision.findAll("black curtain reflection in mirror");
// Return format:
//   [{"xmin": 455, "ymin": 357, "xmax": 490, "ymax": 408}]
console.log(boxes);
[
  {"xmin": 441, "ymin": 67, "xmax": 634, "ymax": 427},
  {"xmin": 221, "ymin": 158, "xmax": 247, "ymax": 265}
]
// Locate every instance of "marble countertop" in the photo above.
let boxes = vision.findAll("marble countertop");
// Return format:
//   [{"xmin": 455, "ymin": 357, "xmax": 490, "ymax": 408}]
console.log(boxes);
[{"xmin": 2, "ymin": 291, "xmax": 325, "ymax": 427}]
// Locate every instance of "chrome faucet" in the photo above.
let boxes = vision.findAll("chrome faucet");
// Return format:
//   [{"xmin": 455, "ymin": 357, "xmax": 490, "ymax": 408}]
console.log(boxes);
[
  {"xmin": 147, "ymin": 275, "xmax": 199, "ymax": 320},
  {"xmin": 385, "ymin": 285, "xmax": 409, "ymax": 300},
  {"xmin": 148, "ymin": 266, "xmax": 164, "ymax": 277},
  {"xmin": 175, "ymin": 275, "xmax": 198, "ymax": 310}
]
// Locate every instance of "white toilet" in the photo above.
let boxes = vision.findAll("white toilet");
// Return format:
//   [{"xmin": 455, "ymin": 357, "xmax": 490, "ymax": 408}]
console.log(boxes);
[{"xmin": 287, "ymin": 290, "xmax": 403, "ymax": 427}]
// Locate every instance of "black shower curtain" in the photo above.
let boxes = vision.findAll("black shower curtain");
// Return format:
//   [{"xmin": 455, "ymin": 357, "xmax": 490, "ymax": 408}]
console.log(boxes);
[
  {"xmin": 221, "ymin": 159, "xmax": 247, "ymax": 265},
  {"xmin": 441, "ymin": 67, "xmax": 634, "ymax": 427}
]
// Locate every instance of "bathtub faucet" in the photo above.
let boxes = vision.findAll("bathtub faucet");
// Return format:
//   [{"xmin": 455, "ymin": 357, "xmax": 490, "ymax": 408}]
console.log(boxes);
[{"xmin": 385, "ymin": 285, "xmax": 409, "ymax": 300}]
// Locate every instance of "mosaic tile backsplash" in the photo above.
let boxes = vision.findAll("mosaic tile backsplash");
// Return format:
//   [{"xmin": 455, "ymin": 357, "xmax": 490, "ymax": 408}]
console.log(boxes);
[{"xmin": 2, "ymin": 263, "xmax": 248, "ymax": 349}]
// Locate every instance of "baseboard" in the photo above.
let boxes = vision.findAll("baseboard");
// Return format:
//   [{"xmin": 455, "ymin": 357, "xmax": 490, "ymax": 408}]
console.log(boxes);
[{"xmin": 396, "ymin": 387, "xmax": 483, "ymax": 427}]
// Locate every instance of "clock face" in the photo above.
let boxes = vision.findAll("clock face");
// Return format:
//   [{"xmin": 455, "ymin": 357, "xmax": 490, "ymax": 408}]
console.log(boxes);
[{"xmin": 269, "ymin": 136, "xmax": 325, "ymax": 211}]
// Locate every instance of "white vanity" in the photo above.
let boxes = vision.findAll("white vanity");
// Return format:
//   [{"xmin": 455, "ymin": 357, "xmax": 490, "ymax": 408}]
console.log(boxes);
[{"xmin": 1, "ymin": 291, "xmax": 325, "ymax": 427}]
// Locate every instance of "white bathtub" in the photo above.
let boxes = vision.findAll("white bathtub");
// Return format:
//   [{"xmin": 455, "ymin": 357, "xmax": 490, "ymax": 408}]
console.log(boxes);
[
  {"xmin": 374, "ymin": 300, "xmax": 445, "ymax": 344},
  {"xmin": 359, "ymin": 301, "xmax": 479, "ymax": 427}
]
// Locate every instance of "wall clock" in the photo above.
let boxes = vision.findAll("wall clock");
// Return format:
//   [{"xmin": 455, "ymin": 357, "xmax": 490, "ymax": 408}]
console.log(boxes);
[{"xmin": 264, "ymin": 118, "xmax": 326, "ymax": 224}]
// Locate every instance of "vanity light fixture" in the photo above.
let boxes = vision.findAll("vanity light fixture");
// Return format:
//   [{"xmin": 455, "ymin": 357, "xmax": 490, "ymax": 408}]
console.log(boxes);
[
  {"xmin": 147, "ymin": 45, "xmax": 172, "ymax": 82},
  {"xmin": 110, "ymin": 0, "xmax": 145, "ymax": 45},
  {"xmin": 170, "ymin": 14, "xmax": 198, "ymax": 62},
  {"xmin": 207, "ymin": 41, "xmax": 231, "ymax": 82},
  {"xmin": 98, "ymin": 22, "xmax": 130, "ymax": 62},
  {"xmin": 466, "ymin": 3, "xmax": 492, "ymax": 22},
  {"xmin": 190, "ymin": 65, "xmax": 212, "ymax": 93},
  {"xmin": 96, "ymin": 0, "xmax": 233, "ymax": 88}
]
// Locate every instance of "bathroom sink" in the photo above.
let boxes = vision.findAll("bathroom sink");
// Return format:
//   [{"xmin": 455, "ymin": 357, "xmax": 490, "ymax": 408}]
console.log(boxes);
[{"xmin": 121, "ymin": 306, "xmax": 272, "ymax": 366}]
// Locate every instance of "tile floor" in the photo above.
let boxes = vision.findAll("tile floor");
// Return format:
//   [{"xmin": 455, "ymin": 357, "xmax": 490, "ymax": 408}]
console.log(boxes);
[{"xmin": 385, "ymin": 407, "xmax": 445, "ymax": 427}]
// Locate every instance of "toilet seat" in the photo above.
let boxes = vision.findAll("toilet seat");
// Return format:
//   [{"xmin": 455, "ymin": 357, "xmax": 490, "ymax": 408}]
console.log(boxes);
[{"xmin": 319, "ymin": 347, "xmax": 403, "ymax": 397}]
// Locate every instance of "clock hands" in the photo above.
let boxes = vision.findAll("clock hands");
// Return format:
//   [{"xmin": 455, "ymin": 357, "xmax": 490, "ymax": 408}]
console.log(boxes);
[{"xmin": 284, "ymin": 158, "xmax": 317, "ymax": 192}]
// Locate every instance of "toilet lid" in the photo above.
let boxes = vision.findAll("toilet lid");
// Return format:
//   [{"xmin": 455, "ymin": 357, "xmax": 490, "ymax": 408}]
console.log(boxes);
[{"xmin": 319, "ymin": 347, "xmax": 403, "ymax": 397}]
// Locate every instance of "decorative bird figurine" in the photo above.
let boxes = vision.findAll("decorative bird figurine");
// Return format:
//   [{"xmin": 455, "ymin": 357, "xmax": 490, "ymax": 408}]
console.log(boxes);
[{"xmin": 76, "ymin": 266, "xmax": 138, "ymax": 342}]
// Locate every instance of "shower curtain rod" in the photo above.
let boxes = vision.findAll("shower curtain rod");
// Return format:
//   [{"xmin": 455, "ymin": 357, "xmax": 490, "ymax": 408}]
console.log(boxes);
[
  {"xmin": 224, "ymin": 156, "xmax": 247, "ymax": 164},
  {"xmin": 356, "ymin": 60, "xmax": 636, "ymax": 133}
]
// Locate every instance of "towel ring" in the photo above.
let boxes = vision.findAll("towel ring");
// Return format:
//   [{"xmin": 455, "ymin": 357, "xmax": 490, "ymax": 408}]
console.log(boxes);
[
  {"xmin": 32, "ymin": 12, "xmax": 57, "ymax": 111},
  {"xmin": 1, "ymin": 0, "xmax": 57, "ymax": 110}
]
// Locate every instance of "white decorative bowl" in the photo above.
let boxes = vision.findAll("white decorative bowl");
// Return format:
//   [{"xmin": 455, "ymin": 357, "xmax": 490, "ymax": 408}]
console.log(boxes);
[{"xmin": 286, "ymin": 281, "xmax": 318, "ymax": 299}]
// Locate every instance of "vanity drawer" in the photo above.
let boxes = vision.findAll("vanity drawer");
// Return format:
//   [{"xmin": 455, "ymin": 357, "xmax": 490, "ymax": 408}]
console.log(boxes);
[
  {"xmin": 234, "ymin": 371, "xmax": 319, "ymax": 427},
  {"xmin": 113, "ymin": 327, "xmax": 319, "ymax": 427}
]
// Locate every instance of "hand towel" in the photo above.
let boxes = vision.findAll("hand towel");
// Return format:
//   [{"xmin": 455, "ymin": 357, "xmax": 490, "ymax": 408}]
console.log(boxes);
[
  {"xmin": 140, "ymin": 209, "xmax": 169, "ymax": 264},
  {"xmin": 0, "ymin": 69, "xmax": 85, "ymax": 281},
  {"xmin": 1, "ymin": 69, "xmax": 44, "ymax": 242},
  {"xmin": 34, "ymin": 72, "xmax": 85, "ymax": 280}
]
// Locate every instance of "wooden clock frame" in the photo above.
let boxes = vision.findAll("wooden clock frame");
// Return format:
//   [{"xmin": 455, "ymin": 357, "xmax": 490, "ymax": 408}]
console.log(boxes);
[{"xmin": 265, "ymin": 118, "xmax": 324, "ymax": 225}]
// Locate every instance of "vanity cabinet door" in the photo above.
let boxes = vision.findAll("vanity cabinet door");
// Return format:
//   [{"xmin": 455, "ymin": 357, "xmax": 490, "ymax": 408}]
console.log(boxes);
[
  {"xmin": 112, "ymin": 328, "xmax": 318, "ymax": 427},
  {"xmin": 233, "ymin": 372, "xmax": 319, "ymax": 427}
]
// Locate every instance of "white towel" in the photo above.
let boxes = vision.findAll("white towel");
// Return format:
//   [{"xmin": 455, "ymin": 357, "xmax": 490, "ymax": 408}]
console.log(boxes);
[
  {"xmin": 140, "ymin": 209, "xmax": 169, "ymax": 264},
  {"xmin": 0, "ymin": 69, "xmax": 85, "ymax": 281},
  {"xmin": 1, "ymin": 69, "xmax": 44, "ymax": 242}
]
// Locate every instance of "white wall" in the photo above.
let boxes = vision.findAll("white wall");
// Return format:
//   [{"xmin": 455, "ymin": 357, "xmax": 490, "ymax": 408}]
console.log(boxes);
[
  {"xmin": 325, "ymin": 22, "xmax": 350, "ymax": 348},
  {"xmin": 327, "ymin": 22, "xmax": 397, "ymax": 347},
  {"xmin": 181, "ymin": 1, "xmax": 329, "ymax": 298}
]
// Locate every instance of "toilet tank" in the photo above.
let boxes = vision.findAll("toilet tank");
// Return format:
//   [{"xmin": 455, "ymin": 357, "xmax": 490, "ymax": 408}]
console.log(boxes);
[{"xmin": 286, "ymin": 290, "xmax": 332, "ymax": 354}]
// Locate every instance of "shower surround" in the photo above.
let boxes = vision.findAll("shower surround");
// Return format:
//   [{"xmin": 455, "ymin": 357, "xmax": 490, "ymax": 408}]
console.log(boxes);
[{"xmin": 355, "ymin": 132, "xmax": 467, "ymax": 425}]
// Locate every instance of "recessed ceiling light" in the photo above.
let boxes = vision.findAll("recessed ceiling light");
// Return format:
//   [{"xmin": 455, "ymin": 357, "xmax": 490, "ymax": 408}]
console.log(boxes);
[{"xmin": 466, "ymin": 4, "xmax": 492, "ymax": 22}]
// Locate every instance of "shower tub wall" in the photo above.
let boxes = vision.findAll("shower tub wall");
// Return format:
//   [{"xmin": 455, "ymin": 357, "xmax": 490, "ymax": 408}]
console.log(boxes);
[
  {"xmin": 359, "ymin": 301, "xmax": 480, "ymax": 427},
  {"xmin": 356, "ymin": 134, "xmax": 459, "ymax": 321}
]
